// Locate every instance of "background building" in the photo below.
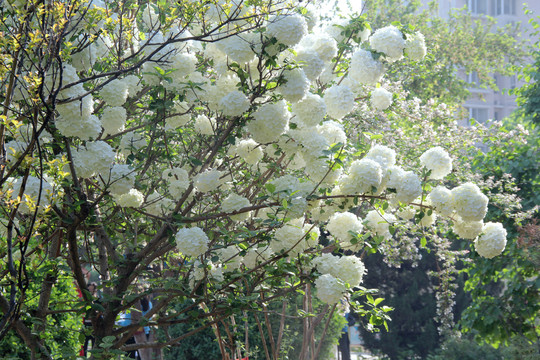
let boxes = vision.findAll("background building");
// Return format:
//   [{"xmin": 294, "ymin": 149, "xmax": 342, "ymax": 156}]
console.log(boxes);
[{"xmin": 427, "ymin": 0, "xmax": 540, "ymax": 123}]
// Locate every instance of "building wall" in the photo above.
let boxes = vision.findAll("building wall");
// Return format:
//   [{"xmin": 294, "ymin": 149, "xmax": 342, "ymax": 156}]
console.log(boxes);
[{"xmin": 423, "ymin": 0, "xmax": 540, "ymax": 123}]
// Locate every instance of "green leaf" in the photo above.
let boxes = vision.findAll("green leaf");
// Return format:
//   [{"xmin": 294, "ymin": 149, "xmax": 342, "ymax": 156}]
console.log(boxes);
[{"xmin": 265, "ymin": 183, "xmax": 276, "ymax": 193}]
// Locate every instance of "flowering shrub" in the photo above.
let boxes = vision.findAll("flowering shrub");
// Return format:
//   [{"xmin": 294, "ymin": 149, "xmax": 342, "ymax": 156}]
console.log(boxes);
[{"xmin": 0, "ymin": 0, "xmax": 514, "ymax": 358}]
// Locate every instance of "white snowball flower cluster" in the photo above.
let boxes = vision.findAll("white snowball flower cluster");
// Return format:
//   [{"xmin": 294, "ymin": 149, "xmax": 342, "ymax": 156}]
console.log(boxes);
[
  {"xmin": 194, "ymin": 170, "xmax": 223, "ymax": 193},
  {"xmin": 397, "ymin": 205, "xmax": 416, "ymax": 220},
  {"xmin": 291, "ymin": 92, "xmax": 326, "ymax": 126},
  {"xmin": 101, "ymin": 106, "xmax": 127, "ymax": 136},
  {"xmin": 145, "ymin": 191, "xmax": 174, "ymax": 216},
  {"xmin": 314, "ymin": 274, "xmax": 347, "ymax": 304},
  {"xmin": 243, "ymin": 247, "xmax": 274, "ymax": 269},
  {"xmin": 313, "ymin": 253, "xmax": 366, "ymax": 288},
  {"xmin": 317, "ymin": 121, "xmax": 346, "ymax": 145},
  {"xmin": 418, "ymin": 198, "xmax": 437, "ymax": 227},
  {"xmin": 141, "ymin": 61, "xmax": 161, "ymax": 86},
  {"xmin": 395, "ymin": 171, "xmax": 422, "ymax": 204},
  {"xmin": 11, "ymin": 176, "xmax": 54, "ymax": 214},
  {"xmin": 290, "ymin": 127, "xmax": 328, "ymax": 157},
  {"xmin": 194, "ymin": 114, "xmax": 215, "ymax": 135},
  {"xmin": 119, "ymin": 132, "xmax": 147, "ymax": 155},
  {"xmin": 269, "ymin": 174, "xmax": 301, "ymax": 194},
  {"xmin": 384, "ymin": 165, "xmax": 403, "ymax": 192},
  {"xmin": 72, "ymin": 141, "xmax": 115, "ymax": 178},
  {"xmin": 474, "ymin": 222, "xmax": 507, "ymax": 258},
  {"xmin": 451, "ymin": 183, "xmax": 488, "ymax": 222},
  {"xmin": 365, "ymin": 210, "xmax": 396, "ymax": 238},
  {"xmin": 100, "ymin": 79, "xmax": 129, "ymax": 107},
  {"xmin": 309, "ymin": 33, "xmax": 338, "ymax": 62},
  {"xmin": 326, "ymin": 212, "xmax": 364, "ymax": 244},
  {"xmin": 105, "ymin": 164, "xmax": 135, "ymax": 196},
  {"xmin": 279, "ymin": 68, "xmax": 310, "ymax": 103},
  {"xmin": 116, "ymin": 188, "xmax": 144, "ymax": 208},
  {"xmin": 370, "ymin": 87, "xmax": 393, "ymax": 110},
  {"xmin": 271, "ymin": 218, "xmax": 317, "ymax": 257},
  {"xmin": 55, "ymin": 113, "xmax": 101, "ymax": 141},
  {"xmin": 334, "ymin": 255, "xmax": 366, "ymax": 287},
  {"xmin": 219, "ymin": 90, "xmax": 250, "ymax": 117},
  {"xmin": 70, "ymin": 37, "xmax": 103, "ymax": 72},
  {"xmin": 176, "ymin": 227, "xmax": 209, "ymax": 258},
  {"xmin": 166, "ymin": 102, "xmax": 191, "ymax": 130},
  {"xmin": 295, "ymin": 49, "xmax": 325, "ymax": 81},
  {"xmin": 162, "ymin": 167, "xmax": 190, "ymax": 198},
  {"xmin": 349, "ymin": 49, "xmax": 384, "ymax": 85},
  {"xmin": 141, "ymin": 4, "xmax": 160, "ymax": 30},
  {"xmin": 221, "ymin": 193, "xmax": 251, "ymax": 221},
  {"xmin": 233, "ymin": 139, "xmax": 263, "ymax": 165},
  {"xmin": 202, "ymin": 75, "xmax": 239, "ymax": 111},
  {"xmin": 340, "ymin": 159, "xmax": 383, "ymax": 195},
  {"xmin": 122, "ymin": 75, "xmax": 143, "ymax": 96},
  {"xmin": 369, "ymin": 25, "xmax": 406, "ymax": 62},
  {"xmin": 267, "ymin": 14, "xmax": 307, "ymax": 47},
  {"xmin": 365, "ymin": 145, "xmax": 396, "ymax": 171},
  {"xmin": 291, "ymin": 93, "xmax": 327, "ymax": 126},
  {"xmin": 247, "ymin": 101, "xmax": 290, "ymax": 143},
  {"xmin": 168, "ymin": 52, "xmax": 197, "ymax": 81},
  {"xmin": 405, "ymin": 32, "xmax": 427, "ymax": 61},
  {"xmin": 419, "ymin": 147, "xmax": 453, "ymax": 179},
  {"xmin": 324, "ymin": 85, "xmax": 355, "ymax": 120},
  {"xmin": 215, "ymin": 245, "xmax": 243, "ymax": 272},
  {"xmin": 325, "ymin": 18, "xmax": 349, "ymax": 43},
  {"xmin": 453, "ymin": 218, "xmax": 484, "ymax": 240},
  {"xmin": 427, "ymin": 186, "xmax": 454, "ymax": 217},
  {"xmin": 217, "ymin": 34, "xmax": 257, "ymax": 64}
]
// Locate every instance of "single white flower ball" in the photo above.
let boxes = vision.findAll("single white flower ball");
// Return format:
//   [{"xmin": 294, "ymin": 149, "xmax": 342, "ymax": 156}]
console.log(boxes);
[
  {"xmin": 326, "ymin": 212, "xmax": 364, "ymax": 244},
  {"xmin": 454, "ymin": 218, "xmax": 484, "ymax": 240},
  {"xmin": 221, "ymin": 193, "xmax": 251, "ymax": 221},
  {"xmin": 116, "ymin": 188, "xmax": 144, "ymax": 208},
  {"xmin": 324, "ymin": 85, "xmax": 355, "ymax": 120},
  {"xmin": 247, "ymin": 101, "xmax": 290, "ymax": 143},
  {"xmin": 419, "ymin": 146, "xmax": 453, "ymax": 180},
  {"xmin": 474, "ymin": 222, "xmax": 507, "ymax": 258},
  {"xmin": 370, "ymin": 87, "xmax": 393, "ymax": 110},
  {"xmin": 349, "ymin": 49, "xmax": 384, "ymax": 85},
  {"xmin": 315, "ymin": 274, "xmax": 347, "ymax": 304},
  {"xmin": 451, "ymin": 183, "xmax": 488, "ymax": 222},
  {"xmin": 405, "ymin": 32, "xmax": 427, "ymax": 61},
  {"xmin": 427, "ymin": 186, "xmax": 454, "ymax": 217},
  {"xmin": 194, "ymin": 170, "xmax": 223, "ymax": 193},
  {"xmin": 369, "ymin": 25, "xmax": 406, "ymax": 62},
  {"xmin": 267, "ymin": 14, "xmax": 308, "ymax": 47},
  {"xmin": 175, "ymin": 227, "xmax": 210, "ymax": 258},
  {"xmin": 219, "ymin": 90, "xmax": 250, "ymax": 117}
]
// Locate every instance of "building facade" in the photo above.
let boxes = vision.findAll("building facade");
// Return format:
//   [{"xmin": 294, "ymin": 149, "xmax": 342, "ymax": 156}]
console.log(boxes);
[{"xmin": 428, "ymin": 0, "xmax": 540, "ymax": 123}]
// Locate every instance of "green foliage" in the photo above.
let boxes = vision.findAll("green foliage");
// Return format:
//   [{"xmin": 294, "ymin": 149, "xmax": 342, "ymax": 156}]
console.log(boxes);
[
  {"xmin": 357, "ymin": 250, "xmax": 471, "ymax": 360},
  {"xmin": 457, "ymin": 17, "xmax": 539, "ymax": 349},
  {"xmin": 363, "ymin": 0, "xmax": 525, "ymax": 104},
  {"xmin": 161, "ymin": 295, "xmax": 347, "ymax": 360},
  {"xmin": 427, "ymin": 336, "xmax": 502, "ymax": 360},
  {"xmin": 0, "ymin": 264, "xmax": 83, "ymax": 359},
  {"xmin": 511, "ymin": 15, "xmax": 540, "ymax": 124}
]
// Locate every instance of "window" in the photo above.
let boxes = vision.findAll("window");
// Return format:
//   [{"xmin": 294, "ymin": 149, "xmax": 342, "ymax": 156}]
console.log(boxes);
[
  {"xmin": 469, "ymin": 108, "xmax": 489, "ymax": 123},
  {"xmin": 490, "ymin": 0, "xmax": 516, "ymax": 15},
  {"xmin": 469, "ymin": 0, "xmax": 488, "ymax": 14},
  {"xmin": 467, "ymin": 71, "xmax": 481, "ymax": 86},
  {"xmin": 510, "ymin": 75, "xmax": 517, "ymax": 89}
]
